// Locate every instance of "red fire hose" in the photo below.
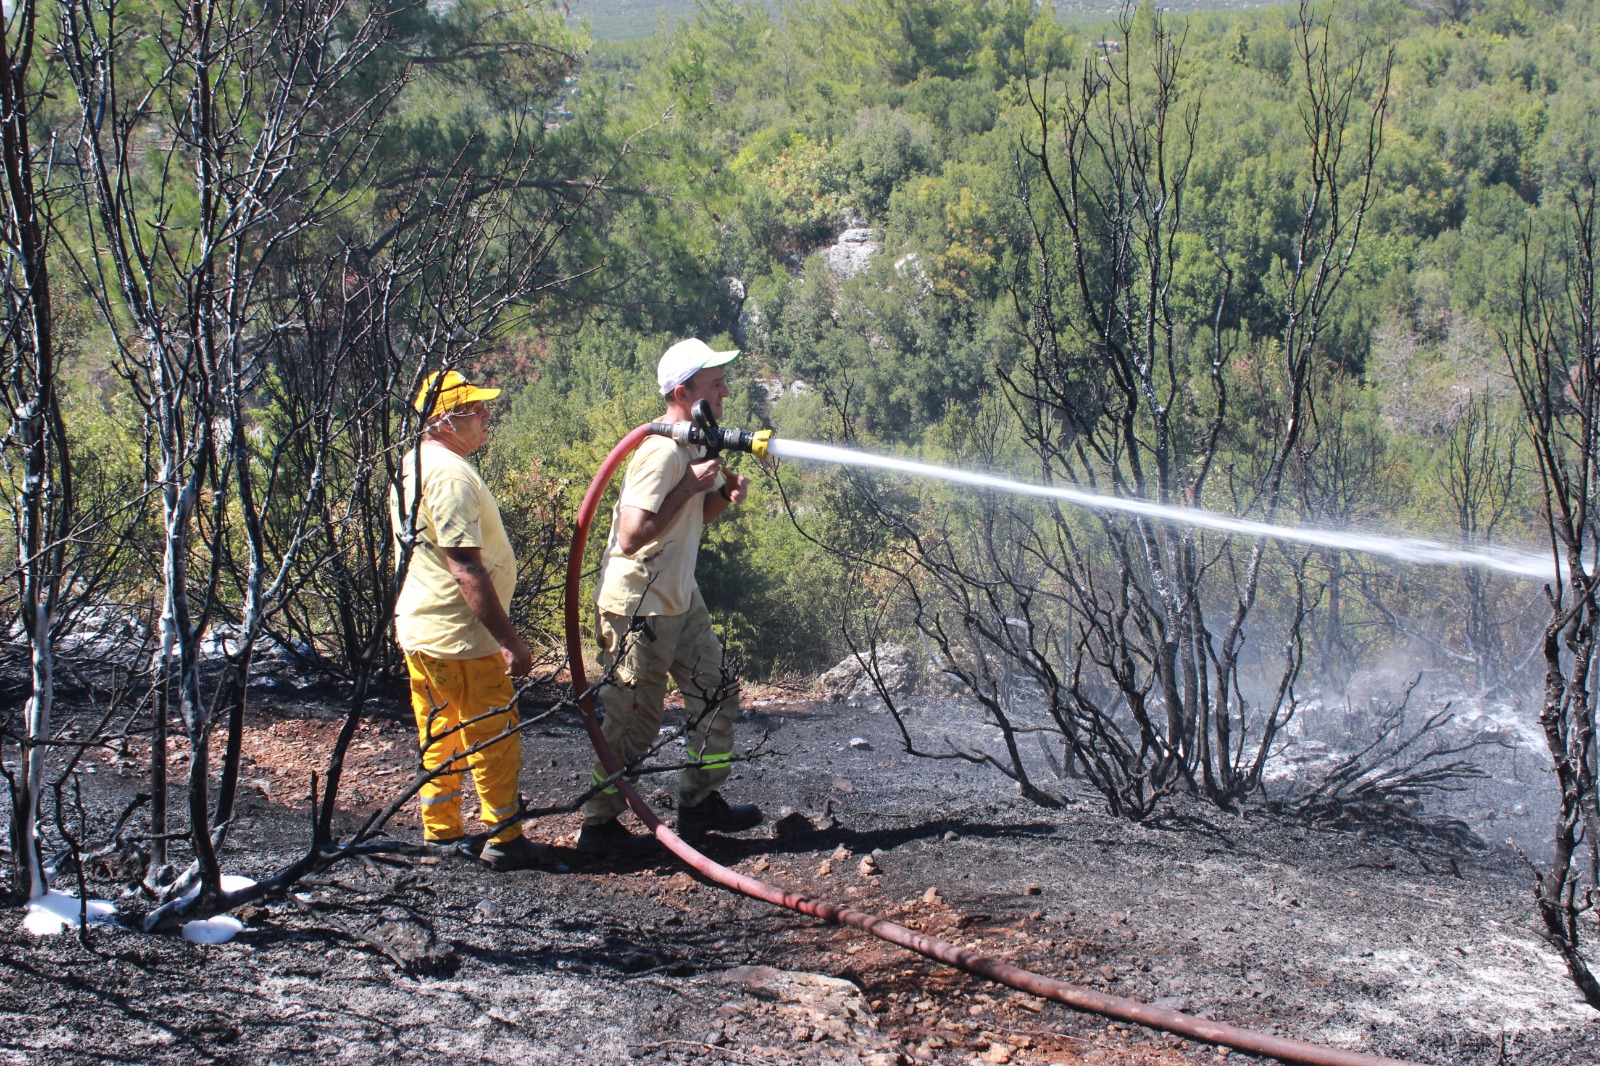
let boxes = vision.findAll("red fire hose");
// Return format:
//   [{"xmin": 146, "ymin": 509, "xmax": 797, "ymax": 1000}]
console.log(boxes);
[{"xmin": 563, "ymin": 423, "xmax": 1422, "ymax": 1066}]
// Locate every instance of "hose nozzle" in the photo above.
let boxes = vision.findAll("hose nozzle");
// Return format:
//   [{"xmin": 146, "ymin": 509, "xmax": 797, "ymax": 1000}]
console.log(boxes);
[{"xmin": 649, "ymin": 400, "xmax": 772, "ymax": 459}]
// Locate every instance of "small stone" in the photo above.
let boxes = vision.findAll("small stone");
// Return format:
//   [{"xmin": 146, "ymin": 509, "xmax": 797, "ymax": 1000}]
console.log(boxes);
[
  {"xmin": 832, "ymin": 845, "xmax": 853, "ymax": 861},
  {"xmin": 983, "ymin": 1042, "xmax": 1015, "ymax": 1064},
  {"xmin": 943, "ymin": 831, "xmax": 958, "ymax": 842},
  {"xmin": 1023, "ymin": 884, "xmax": 1042, "ymax": 896},
  {"xmin": 818, "ymin": 860, "xmax": 835, "ymax": 876},
  {"xmin": 849, "ymin": 737, "xmax": 871, "ymax": 749},
  {"xmin": 706, "ymin": 1029, "xmax": 725, "ymax": 1046},
  {"xmin": 858, "ymin": 855, "xmax": 881, "ymax": 877},
  {"xmin": 923, "ymin": 887, "xmax": 942, "ymax": 904},
  {"xmin": 474, "ymin": 899, "xmax": 501, "ymax": 921}
]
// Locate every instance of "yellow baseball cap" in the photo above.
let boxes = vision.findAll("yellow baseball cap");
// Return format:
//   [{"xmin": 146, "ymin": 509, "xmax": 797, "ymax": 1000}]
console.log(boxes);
[{"xmin": 413, "ymin": 370, "xmax": 500, "ymax": 419}]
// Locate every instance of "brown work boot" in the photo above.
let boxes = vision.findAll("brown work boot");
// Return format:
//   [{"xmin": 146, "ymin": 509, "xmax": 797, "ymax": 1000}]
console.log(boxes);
[
  {"xmin": 576, "ymin": 819, "xmax": 659, "ymax": 859},
  {"xmin": 677, "ymin": 791, "xmax": 763, "ymax": 839}
]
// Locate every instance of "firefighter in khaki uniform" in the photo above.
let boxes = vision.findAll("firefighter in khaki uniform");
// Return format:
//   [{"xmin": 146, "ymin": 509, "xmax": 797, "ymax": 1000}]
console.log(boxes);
[
  {"xmin": 577, "ymin": 338, "xmax": 765, "ymax": 859},
  {"xmin": 392, "ymin": 371, "xmax": 545, "ymax": 872}
]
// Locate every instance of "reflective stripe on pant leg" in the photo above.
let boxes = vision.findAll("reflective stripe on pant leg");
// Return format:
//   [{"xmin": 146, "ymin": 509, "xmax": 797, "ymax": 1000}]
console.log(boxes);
[
  {"xmin": 590, "ymin": 766, "xmax": 642, "ymax": 798},
  {"xmin": 673, "ymin": 594, "xmax": 740, "ymax": 807},
  {"xmin": 458, "ymin": 653, "xmax": 523, "ymax": 845},
  {"xmin": 683, "ymin": 748, "xmax": 733, "ymax": 772},
  {"xmin": 584, "ymin": 608, "xmax": 677, "ymax": 826},
  {"xmin": 407, "ymin": 652, "xmax": 467, "ymax": 841}
]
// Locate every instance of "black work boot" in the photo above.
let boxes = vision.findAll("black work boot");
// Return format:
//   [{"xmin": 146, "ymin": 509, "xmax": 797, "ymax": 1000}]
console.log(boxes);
[
  {"xmin": 477, "ymin": 835, "xmax": 551, "ymax": 872},
  {"xmin": 576, "ymin": 819, "xmax": 659, "ymax": 859},
  {"xmin": 677, "ymin": 791, "xmax": 764, "ymax": 839}
]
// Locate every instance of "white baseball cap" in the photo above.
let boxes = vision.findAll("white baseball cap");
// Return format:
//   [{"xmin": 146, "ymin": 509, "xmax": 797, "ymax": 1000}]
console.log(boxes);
[{"xmin": 657, "ymin": 338, "xmax": 739, "ymax": 396}]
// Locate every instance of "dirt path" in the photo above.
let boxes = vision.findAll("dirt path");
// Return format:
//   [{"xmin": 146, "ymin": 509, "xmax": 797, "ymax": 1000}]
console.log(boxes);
[{"xmin": 2, "ymin": 692, "xmax": 1594, "ymax": 1065}]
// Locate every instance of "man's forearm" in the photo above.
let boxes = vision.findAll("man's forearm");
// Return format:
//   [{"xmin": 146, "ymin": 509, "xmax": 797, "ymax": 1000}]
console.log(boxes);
[
  {"xmin": 450, "ymin": 562, "xmax": 519, "ymax": 645},
  {"xmin": 702, "ymin": 490, "xmax": 731, "ymax": 523},
  {"xmin": 442, "ymin": 546, "xmax": 531, "ymax": 676}
]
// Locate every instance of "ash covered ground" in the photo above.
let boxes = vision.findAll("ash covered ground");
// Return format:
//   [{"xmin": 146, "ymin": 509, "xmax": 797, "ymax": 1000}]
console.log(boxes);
[{"xmin": 2, "ymin": 679, "xmax": 1595, "ymax": 1066}]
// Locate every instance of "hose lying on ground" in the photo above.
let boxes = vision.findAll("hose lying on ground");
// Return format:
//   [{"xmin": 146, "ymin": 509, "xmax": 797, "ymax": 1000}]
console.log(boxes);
[{"xmin": 562, "ymin": 423, "xmax": 1423, "ymax": 1066}]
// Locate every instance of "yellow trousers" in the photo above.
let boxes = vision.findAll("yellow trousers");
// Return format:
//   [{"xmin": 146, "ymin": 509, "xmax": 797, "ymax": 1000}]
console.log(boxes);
[
  {"xmin": 584, "ymin": 591, "xmax": 740, "ymax": 826},
  {"xmin": 406, "ymin": 651, "xmax": 523, "ymax": 844}
]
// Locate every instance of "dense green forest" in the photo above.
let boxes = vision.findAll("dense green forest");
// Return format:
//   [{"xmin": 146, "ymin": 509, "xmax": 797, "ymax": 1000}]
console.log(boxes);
[{"xmin": 11, "ymin": 0, "xmax": 1600, "ymax": 682}]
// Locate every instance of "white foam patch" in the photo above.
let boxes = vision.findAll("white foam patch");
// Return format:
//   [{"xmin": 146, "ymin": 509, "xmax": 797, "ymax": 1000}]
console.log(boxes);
[
  {"xmin": 177, "ymin": 873, "xmax": 257, "ymax": 944},
  {"xmin": 181, "ymin": 872, "xmax": 258, "ymax": 899},
  {"xmin": 182, "ymin": 913, "xmax": 245, "ymax": 944},
  {"xmin": 23, "ymin": 890, "xmax": 118, "ymax": 936}
]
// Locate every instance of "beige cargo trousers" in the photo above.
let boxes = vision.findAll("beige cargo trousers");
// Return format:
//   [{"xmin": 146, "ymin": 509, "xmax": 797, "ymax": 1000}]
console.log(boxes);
[{"xmin": 583, "ymin": 590, "xmax": 740, "ymax": 825}]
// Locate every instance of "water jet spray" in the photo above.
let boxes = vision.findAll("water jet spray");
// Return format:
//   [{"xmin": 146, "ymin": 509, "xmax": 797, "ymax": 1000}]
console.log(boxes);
[
  {"xmin": 563, "ymin": 421, "xmax": 1426, "ymax": 1066},
  {"xmin": 760, "ymin": 437, "xmax": 1557, "ymax": 582}
]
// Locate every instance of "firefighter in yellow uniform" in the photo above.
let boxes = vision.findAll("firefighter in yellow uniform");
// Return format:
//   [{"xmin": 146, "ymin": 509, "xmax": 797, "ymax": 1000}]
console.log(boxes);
[
  {"xmin": 392, "ymin": 370, "xmax": 545, "ymax": 871},
  {"xmin": 577, "ymin": 339, "xmax": 765, "ymax": 859}
]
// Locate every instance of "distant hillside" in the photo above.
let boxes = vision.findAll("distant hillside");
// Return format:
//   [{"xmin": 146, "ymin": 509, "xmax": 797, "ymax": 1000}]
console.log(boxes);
[
  {"xmin": 569, "ymin": 0, "xmax": 1279, "ymax": 42},
  {"xmin": 567, "ymin": 0, "xmax": 702, "ymax": 41}
]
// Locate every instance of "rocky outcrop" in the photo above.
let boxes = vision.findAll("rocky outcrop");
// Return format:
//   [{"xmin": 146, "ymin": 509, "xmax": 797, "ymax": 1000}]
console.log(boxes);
[
  {"xmin": 819, "ymin": 644, "xmax": 914, "ymax": 703},
  {"xmin": 824, "ymin": 228, "xmax": 880, "ymax": 279}
]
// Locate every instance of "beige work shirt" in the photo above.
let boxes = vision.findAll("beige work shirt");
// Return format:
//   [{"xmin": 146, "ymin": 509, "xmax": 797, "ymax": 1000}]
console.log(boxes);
[
  {"xmin": 596, "ymin": 434, "xmax": 723, "ymax": 618},
  {"xmin": 392, "ymin": 441, "xmax": 517, "ymax": 659}
]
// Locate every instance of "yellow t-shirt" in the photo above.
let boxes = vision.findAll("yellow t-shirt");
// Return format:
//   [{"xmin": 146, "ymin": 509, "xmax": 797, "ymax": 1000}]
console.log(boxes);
[
  {"xmin": 392, "ymin": 441, "xmax": 517, "ymax": 659},
  {"xmin": 596, "ymin": 434, "xmax": 722, "ymax": 618}
]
